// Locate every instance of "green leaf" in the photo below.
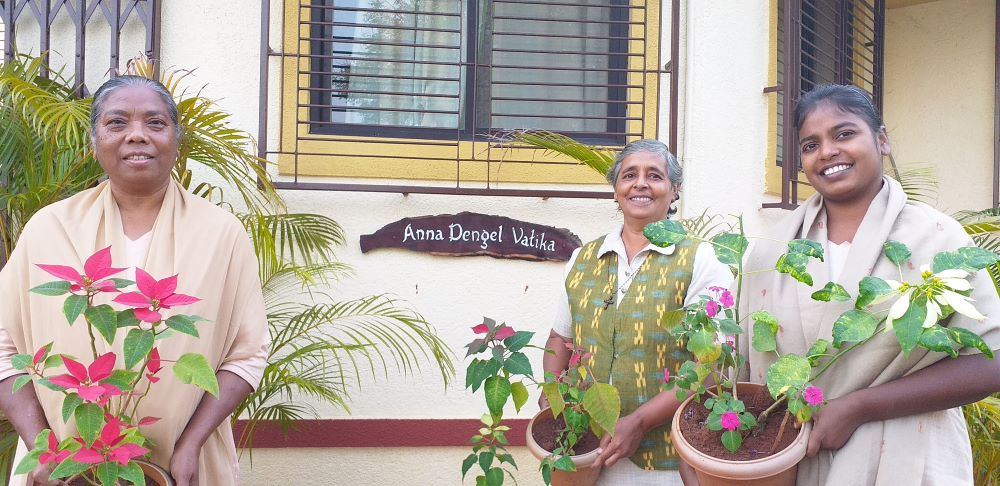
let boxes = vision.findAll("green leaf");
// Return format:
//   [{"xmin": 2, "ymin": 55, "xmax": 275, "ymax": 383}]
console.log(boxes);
[
  {"xmin": 165, "ymin": 314, "xmax": 205, "ymax": 337},
  {"xmin": 43, "ymin": 354, "xmax": 64, "ymax": 369},
  {"xmin": 752, "ymin": 320, "xmax": 778, "ymax": 353},
  {"xmin": 29, "ymin": 280, "xmax": 71, "ymax": 296},
  {"xmin": 123, "ymin": 329, "xmax": 155, "ymax": 370},
  {"xmin": 788, "ymin": 239, "xmax": 824, "ymax": 259},
  {"xmin": 721, "ymin": 430, "xmax": 742, "ymax": 453},
  {"xmin": 478, "ymin": 450, "xmax": 495, "ymax": 473},
  {"xmin": 85, "ymin": 304, "xmax": 118, "ymax": 344},
  {"xmin": 832, "ymin": 309, "xmax": 879, "ymax": 347},
  {"xmin": 661, "ymin": 308, "xmax": 685, "ymax": 329},
  {"xmin": 12, "ymin": 375, "xmax": 32, "ymax": 393},
  {"xmin": 120, "ymin": 462, "xmax": 146, "ymax": 486},
  {"xmin": 503, "ymin": 352, "xmax": 532, "ymax": 377},
  {"xmin": 856, "ymin": 276, "xmax": 894, "ymax": 309},
  {"xmin": 50, "ymin": 456, "xmax": 91, "ymax": 479},
  {"xmin": 75, "ymin": 403, "xmax": 104, "ymax": 447},
  {"xmin": 688, "ymin": 329, "xmax": 722, "ymax": 362},
  {"xmin": 173, "ymin": 353, "xmax": 220, "ymax": 397},
  {"xmin": 958, "ymin": 247, "xmax": 1000, "ymax": 271},
  {"xmin": 710, "ymin": 233, "xmax": 749, "ymax": 266},
  {"xmin": 918, "ymin": 325, "xmax": 957, "ymax": 357},
  {"xmin": 13, "ymin": 449, "xmax": 42, "ymax": 476},
  {"xmin": 117, "ymin": 309, "xmax": 140, "ymax": 328},
  {"xmin": 110, "ymin": 278, "xmax": 135, "ymax": 290},
  {"xmin": 96, "ymin": 462, "xmax": 119, "ymax": 486},
  {"xmin": 103, "ymin": 370, "xmax": 139, "ymax": 394},
  {"xmin": 775, "ymin": 252, "xmax": 813, "ymax": 286},
  {"xmin": 948, "ymin": 327, "xmax": 995, "ymax": 359},
  {"xmin": 461, "ymin": 453, "xmax": 478, "ymax": 478},
  {"xmin": 643, "ymin": 219, "xmax": 688, "ymax": 248},
  {"xmin": 62, "ymin": 294, "xmax": 88, "ymax": 325},
  {"xmin": 811, "ymin": 282, "xmax": 852, "ymax": 302},
  {"xmin": 719, "ymin": 318, "xmax": 742, "ymax": 336},
  {"xmin": 503, "ymin": 331, "xmax": 533, "ymax": 352},
  {"xmin": 552, "ymin": 455, "xmax": 576, "ymax": 472},
  {"xmin": 542, "ymin": 382, "xmax": 565, "ymax": 418},
  {"xmin": 483, "ymin": 376, "xmax": 511, "ymax": 418},
  {"xmin": 806, "ymin": 339, "xmax": 830, "ymax": 365},
  {"xmin": 766, "ymin": 354, "xmax": 811, "ymax": 399},
  {"xmin": 11, "ymin": 354, "xmax": 32, "ymax": 370},
  {"xmin": 61, "ymin": 393, "xmax": 83, "ymax": 423},
  {"xmin": 582, "ymin": 382, "xmax": 620, "ymax": 436},
  {"xmin": 892, "ymin": 297, "xmax": 927, "ymax": 357},
  {"xmin": 510, "ymin": 381, "xmax": 529, "ymax": 413},
  {"xmin": 932, "ymin": 251, "xmax": 967, "ymax": 273},
  {"xmin": 883, "ymin": 240, "xmax": 912, "ymax": 266},
  {"xmin": 485, "ymin": 467, "xmax": 504, "ymax": 486}
]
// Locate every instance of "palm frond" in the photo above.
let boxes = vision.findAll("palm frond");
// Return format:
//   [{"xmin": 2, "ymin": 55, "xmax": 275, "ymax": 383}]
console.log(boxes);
[
  {"xmin": 497, "ymin": 129, "xmax": 616, "ymax": 176},
  {"xmin": 679, "ymin": 210, "xmax": 730, "ymax": 241},
  {"xmin": 964, "ymin": 395, "xmax": 1000, "ymax": 485},
  {"xmin": 884, "ymin": 159, "xmax": 938, "ymax": 206}
]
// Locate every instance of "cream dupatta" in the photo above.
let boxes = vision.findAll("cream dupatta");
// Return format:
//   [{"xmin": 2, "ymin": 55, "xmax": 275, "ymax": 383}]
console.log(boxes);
[
  {"xmin": 0, "ymin": 180, "xmax": 268, "ymax": 485},
  {"xmin": 740, "ymin": 177, "xmax": 1000, "ymax": 485}
]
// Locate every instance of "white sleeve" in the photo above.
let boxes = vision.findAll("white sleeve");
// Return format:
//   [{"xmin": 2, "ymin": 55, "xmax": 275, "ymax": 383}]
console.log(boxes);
[
  {"xmin": 552, "ymin": 247, "xmax": 582, "ymax": 339},
  {"xmin": 684, "ymin": 242, "xmax": 735, "ymax": 307},
  {"xmin": 0, "ymin": 327, "xmax": 25, "ymax": 382}
]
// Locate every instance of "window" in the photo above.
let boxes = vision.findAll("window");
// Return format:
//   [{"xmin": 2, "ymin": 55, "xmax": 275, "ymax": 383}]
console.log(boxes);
[
  {"xmin": 764, "ymin": 0, "xmax": 884, "ymax": 208},
  {"xmin": 275, "ymin": 0, "xmax": 666, "ymax": 187}
]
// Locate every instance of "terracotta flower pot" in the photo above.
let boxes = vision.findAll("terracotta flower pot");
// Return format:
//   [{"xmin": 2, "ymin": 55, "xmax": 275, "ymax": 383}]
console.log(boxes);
[
  {"xmin": 525, "ymin": 407, "xmax": 602, "ymax": 486},
  {"xmin": 27, "ymin": 459, "xmax": 174, "ymax": 486},
  {"xmin": 671, "ymin": 383, "xmax": 811, "ymax": 486}
]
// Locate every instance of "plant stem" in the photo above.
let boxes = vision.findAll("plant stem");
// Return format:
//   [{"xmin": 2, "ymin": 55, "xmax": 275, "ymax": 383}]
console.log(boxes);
[
  {"xmin": 768, "ymin": 410, "xmax": 792, "ymax": 455},
  {"xmin": 756, "ymin": 394, "xmax": 788, "ymax": 424},
  {"xmin": 810, "ymin": 321, "xmax": 886, "ymax": 381},
  {"xmin": 85, "ymin": 293, "xmax": 98, "ymax": 360}
]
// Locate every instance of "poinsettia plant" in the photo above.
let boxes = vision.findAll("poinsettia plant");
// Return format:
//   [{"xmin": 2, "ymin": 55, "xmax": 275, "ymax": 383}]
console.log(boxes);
[
  {"xmin": 644, "ymin": 218, "xmax": 998, "ymax": 454},
  {"xmin": 10, "ymin": 246, "xmax": 218, "ymax": 485},
  {"xmin": 461, "ymin": 317, "xmax": 620, "ymax": 486}
]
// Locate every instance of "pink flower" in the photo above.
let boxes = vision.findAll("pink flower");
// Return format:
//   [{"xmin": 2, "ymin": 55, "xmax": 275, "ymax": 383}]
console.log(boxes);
[
  {"xmin": 568, "ymin": 350, "xmax": 592, "ymax": 367},
  {"xmin": 47, "ymin": 353, "xmax": 122, "ymax": 403},
  {"xmin": 719, "ymin": 290, "xmax": 735, "ymax": 308},
  {"xmin": 803, "ymin": 386, "xmax": 824, "ymax": 407},
  {"xmin": 38, "ymin": 432, "xmax": 70, "ymax": 465},
  {"xmin": 494, "ymin": 326, "xmax": 515, "ymax": 341},
  {"xmin": 471, "ymin": 323, "xmax": 489, "ymax": 334},
  {"xmin": 113, "ymin": 268, "xmax": 200, "ymax": 323},
  {"xmin": 706, "ymin": 300, "xmax": 720, "ymax": 318},
  {"xmin": 662, "ymin": 368, "xmax": 670, "ymax": 383},
  {"xmin": 720, "ymin": 411, "xmax": 740, "ymax": 432},
  {"xmin": 36, "ymin": 246, "xmax": 126, "ymax": 294},
  {"xmin": 73, "ymin": 419, "xmax": 150, "ymax": 466}
]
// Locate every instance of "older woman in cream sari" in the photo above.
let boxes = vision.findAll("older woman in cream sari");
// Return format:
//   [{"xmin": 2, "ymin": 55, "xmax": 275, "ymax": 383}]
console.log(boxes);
[
  {"xmin": 0, "ymin": 77, "xmax": 269, "ymax": 486},
  {"xmin": 741, "ymin": 84, "xmax": 1000, "ymax": 485}
]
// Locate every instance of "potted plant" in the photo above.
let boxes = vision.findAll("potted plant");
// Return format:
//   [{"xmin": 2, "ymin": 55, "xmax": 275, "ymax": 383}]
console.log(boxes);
[
  {"xmin": 9, "ymin": 247, "xmax": 220, "ymax": 485},
  {"xmin": 643, "ymin": 218, "xmax": 998, "ymax": 485},
  {"xmin": 461, "ymin": 318, "xmax": 620, "ymax": 486}
]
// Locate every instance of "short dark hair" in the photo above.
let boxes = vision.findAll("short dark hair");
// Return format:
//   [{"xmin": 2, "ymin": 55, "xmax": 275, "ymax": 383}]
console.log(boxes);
[
  {"xmin": 90, "ymin": 76, "xmax": 181, "ymax": 143},
  {"xmin": 794, "ymin": 84, "xmax": 883, "ymax": 134}
]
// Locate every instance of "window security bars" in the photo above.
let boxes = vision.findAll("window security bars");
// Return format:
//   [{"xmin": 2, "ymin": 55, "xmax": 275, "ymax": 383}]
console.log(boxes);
[
  {"xmin": 0, "ymin": 0, "xmax": 160, "ymax": 95},
  {"xmin": 765, "ymin": 0, "xmax": 884, "ymax": 209}
]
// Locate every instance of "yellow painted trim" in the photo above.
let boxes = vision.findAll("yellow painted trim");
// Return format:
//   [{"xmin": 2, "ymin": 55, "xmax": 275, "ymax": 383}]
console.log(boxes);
[{"xmin": 277, "ymin": 0, "xmax": 658, "ymax": 183}]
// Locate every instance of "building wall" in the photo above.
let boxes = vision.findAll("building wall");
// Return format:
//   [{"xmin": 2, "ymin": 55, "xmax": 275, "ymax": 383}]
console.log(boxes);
[{"xmin": 884, "ymin": 0, "xmax": 996, "ymax": 213}]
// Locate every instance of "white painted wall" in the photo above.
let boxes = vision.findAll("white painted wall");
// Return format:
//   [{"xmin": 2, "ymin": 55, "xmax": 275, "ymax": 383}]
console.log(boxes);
[{"xmin": 884, "ymin": 0, "xmax": 996, "ymax": 213}]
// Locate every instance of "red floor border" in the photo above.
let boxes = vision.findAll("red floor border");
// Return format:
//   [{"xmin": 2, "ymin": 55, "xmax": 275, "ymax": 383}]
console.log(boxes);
[{"xmin": 233, "ymin": 418, "xmax": 531, "ymax": 448}]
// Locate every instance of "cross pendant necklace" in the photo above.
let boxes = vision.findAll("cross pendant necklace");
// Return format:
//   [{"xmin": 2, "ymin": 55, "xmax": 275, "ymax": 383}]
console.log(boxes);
[{"xmin": 603, "ymin": 266, "xmax": 637, "ymax": 310}]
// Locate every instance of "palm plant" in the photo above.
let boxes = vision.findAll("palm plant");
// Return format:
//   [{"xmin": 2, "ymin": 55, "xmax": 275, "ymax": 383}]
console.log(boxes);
[{"xmin": 0, "ymin": 53, "xmax": 454, "ymax": 482}]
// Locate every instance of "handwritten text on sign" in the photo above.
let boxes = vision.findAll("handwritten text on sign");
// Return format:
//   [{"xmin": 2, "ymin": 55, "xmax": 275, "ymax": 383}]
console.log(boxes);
[{"xmin": 359, "ymin": 212, "xmax": 582, "ymax": 262}]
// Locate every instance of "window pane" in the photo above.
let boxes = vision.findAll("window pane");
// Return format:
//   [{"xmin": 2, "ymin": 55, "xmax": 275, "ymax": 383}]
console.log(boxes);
[
  {"xmin": 489, "ymin": 0, "xmax": 628, "ymax": 138},
  {"xmin": 310, "ymin": 0, "xmax": 464, "ymax": 130}
]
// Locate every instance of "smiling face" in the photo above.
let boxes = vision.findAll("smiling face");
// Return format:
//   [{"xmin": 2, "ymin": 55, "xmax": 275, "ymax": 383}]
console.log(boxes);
[
  {"xmin": 93, "ymin": 86, "xmax": 179, "ymax": 196},
  {"xmin": 613, "ymin": 151, "xmax": 677, "ymax": 226},
  {"xmin": 798, "ymin": 100, "xmax": 889, "ymax": 207}
]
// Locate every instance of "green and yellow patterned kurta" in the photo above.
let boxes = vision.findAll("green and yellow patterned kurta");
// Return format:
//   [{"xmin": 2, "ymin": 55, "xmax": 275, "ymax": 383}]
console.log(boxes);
[{"xmin": 566, "ymin": 235, "xmax": 696, "ymax": 470}]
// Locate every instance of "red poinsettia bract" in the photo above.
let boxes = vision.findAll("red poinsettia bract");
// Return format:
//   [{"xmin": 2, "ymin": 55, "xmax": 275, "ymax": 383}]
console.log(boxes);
[
  {"xmin": 36, "ymin": 246, "xmax": 125, "ymax": 294},
  {"xmin": 48, "ymin": 353, "xmax": 122, "ymax": 403},
  {"xmin": 113, "ymin": 269, "xmax": 200, "ymax": 323},
  {"xmin": 38, "ymin": 432, "xmax": 70, "ymax": 465},
  {"xmin": 73, "ymin": 418, "xmax": 150, "ymax": 466}
]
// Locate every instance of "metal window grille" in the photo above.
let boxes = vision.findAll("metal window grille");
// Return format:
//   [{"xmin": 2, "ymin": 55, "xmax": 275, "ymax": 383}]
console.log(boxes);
[
  {"xmin": 765, "ymin": 0, "xmax": 884, "ymax": 209},
  {"xmin": 262, "ymin": 0, "xmax": 679, "ymax": 198},
  {"xmin": 0, "ymin": 0, "xmax": 161, "ymax": 95}
]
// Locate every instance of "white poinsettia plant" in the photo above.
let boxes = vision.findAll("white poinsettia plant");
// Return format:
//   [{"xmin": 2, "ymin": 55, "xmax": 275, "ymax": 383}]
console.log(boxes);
[{"xmin": 642, "ymin": 219, "xmax": 997, "ymax": 454}]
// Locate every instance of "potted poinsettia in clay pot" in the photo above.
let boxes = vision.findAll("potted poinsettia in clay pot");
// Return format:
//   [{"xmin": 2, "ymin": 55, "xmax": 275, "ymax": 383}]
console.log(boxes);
[
  {"xmin": 643, "ymin": 218, "xmax": 998, "ymax": 485},
  {"xmin": 461, "ymin": 318, "xmax": 620, "ymax": 486},
  {"xmin": 11, "ymin": 247, "xmax": 219, "ymax": 485}
]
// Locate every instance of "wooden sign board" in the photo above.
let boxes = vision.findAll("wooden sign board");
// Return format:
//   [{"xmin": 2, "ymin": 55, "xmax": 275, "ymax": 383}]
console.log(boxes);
[{"xmin": 359, "ymin": 212, "xmax": 582, "ymax": 262}]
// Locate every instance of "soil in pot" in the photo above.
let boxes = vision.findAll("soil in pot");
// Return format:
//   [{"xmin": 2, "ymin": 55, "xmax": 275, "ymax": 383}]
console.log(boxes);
[
  {"xmin": 678, "ymin": 385, "xmax": 798, "ymax": 461},
  {"xmin": 530, "ymin": 411, "xmax": 601, "ymax": 456}
]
